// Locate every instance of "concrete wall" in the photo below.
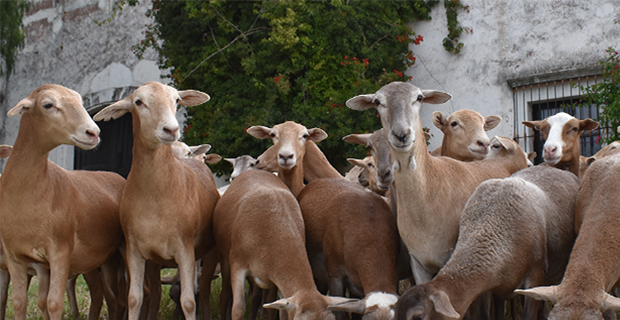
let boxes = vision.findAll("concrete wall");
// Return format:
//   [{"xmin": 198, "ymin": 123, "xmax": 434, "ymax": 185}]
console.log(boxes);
[
  {"xmin": 407, "ymin": 0, "xmax": 620, "ymax": 151},
  {"xmin": 0, "ymin": 0, "xmax": 162, "ymax": 170}
]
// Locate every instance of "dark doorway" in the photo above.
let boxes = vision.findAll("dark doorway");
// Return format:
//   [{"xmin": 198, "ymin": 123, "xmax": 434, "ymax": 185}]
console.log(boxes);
[
  {"xmin": 74, "ymin": 113, "xmax": 133, "ymax": 178},
  {"xmin": 530, "ymin": 99, "xmax": 601, "ymax": 165}
]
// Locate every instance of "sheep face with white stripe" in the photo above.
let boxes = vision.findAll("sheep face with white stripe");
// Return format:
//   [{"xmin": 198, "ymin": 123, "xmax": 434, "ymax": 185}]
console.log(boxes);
[{"xmin": 523, "ymin": 112, "xmax": 598, "ymax": 168}]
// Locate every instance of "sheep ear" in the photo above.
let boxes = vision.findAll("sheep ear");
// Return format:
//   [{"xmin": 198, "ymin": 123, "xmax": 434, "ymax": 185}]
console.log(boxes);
[
  {"xmin": 327, "ymin": 300, "xmax": 365, "ymax": 314},
  {"xmin": 247, "ymin": 126, "xmax": 273, "ymax": 139},
  {"xmin": 484, "ymin": 115, "xmax": 502, "ymax": 131},
  {"xmin": 93, "ymin": 97, "xmax": 133, "ymax": 121},
  {"xmin": 325, "ymin": 296, "xmax": 360, "ymax": 307},
  {"xmin": 8, "ymin": 97, "xmax": 35, "ymax": 116},
  {"xmin": 204, "ymin": 154, "xmax": 222, "ymax": 164},
  {"xmin": 522, "ymin": 121, "xmax": 542, "ymax": 130},
  {"xmin": 421, "ymin": 90, "xmax": 452, "ymax": 104},
  {"xmin": 0, "ymin": 145, "xmax": 12, "ymax": 159},
  {"xmin": 601, "ymin": 292, "xmax": 620, "ymax": 311},
  {"xmin": 189, "ymin": 144, "xmax": 211, "ymax": 157},
  {"xmin": 225, "ymin": 158, "xmax": 237, "ymax": 166},
  {"xmin": 346, "ymin": 94, "xmax": 376, "ymax": 111},
  {"xmin": 307, "ymin": 128, "xmax": 328, "ymax": 142},
  {"xmin": 424, "ymin": 131, "xmax": 432, "ymax": 142},
  {"xmin": 347, "ymin": 158, "xmax": 364, "ymax": 167},
  {"xmin": 432, "ymin": 111, "xmax": 448, "ymax": 131},
  {"xmin": 527, "ymin": 152, "xmax": 537, "ymax": 163},
  {"xmin": 429, "ymin": 291, "xmax": 460, "ymax": 319},
  {"xmin": 343, "ymin": 133, "xmax": 372, "ymax": 147},
  {"xmin": 514, "ymin": 286, "xmax": 558, "ymax": 304},
  {"xmin": 178, "ymin": 90, "xmax": 210, "ymax": 107},
  {"xmin": 263, "ymin": 298, "xmax": 296, "ymax": 311},
  {"xmin": 579, "ymin": 118, "xmax": 599, "ymax": 132}
]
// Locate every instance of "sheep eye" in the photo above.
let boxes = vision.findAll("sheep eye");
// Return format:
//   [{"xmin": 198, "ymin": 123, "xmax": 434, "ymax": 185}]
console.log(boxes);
[
  {"xmin": 303, "ymin": 134, "xmax": 309, "ymax": 139},
  {"xmin": 373, "ymin": 99, "xmax": 381, "ymax": 106},
  {"xmin": 269, "ymin": 133, "xmax": 276, "ymax": 138},
  {"xmin": 176, "ymin": 98, "xmax": 180, "ymax": 104},
  {"xmin": 368, "ymin": 163, "xmax": 374, "ymax": 168},
  {"xmin": 249, "ymin": 163, "xmax": 255, "ymax": 168},
  {"xmin": 492, "ymin": 143, "xmax": 501, "ymax": 149},
  {"xmin": 417, "ymin": 95, "xmax": 423, "ymax": 101},
  {"xmin": 43, "ymin": 103, "xmax": 53, "ymax": 109},
  {"xmin": 451, "ymin": 121, "xmax": 458, "ymax": 127},
  {"xmin": 135, "ymin": 99, "xmax": 143, "ymax": 106}
]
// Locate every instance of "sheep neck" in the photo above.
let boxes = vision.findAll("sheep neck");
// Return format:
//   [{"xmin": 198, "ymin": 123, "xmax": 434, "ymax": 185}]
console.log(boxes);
[
  {"xmin": 278, "ymin": 163, "xmax": 305, "ymax": 198},
  {"xmin": 2, "ymin": 114, "xmax": 54, "ymax": 188}
]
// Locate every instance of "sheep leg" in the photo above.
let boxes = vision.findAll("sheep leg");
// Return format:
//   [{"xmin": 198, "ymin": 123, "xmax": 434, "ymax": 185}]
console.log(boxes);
[
  {"xmin": 0, "ymin": 268, "xmax": 9, "ymax": 320},
  {"xmin": 230, "ymin": 265, "xmax": 247, "ymax": 320},
  {"xmin": 264, "ymin": 287, "xmax": 279, "ymax": 320},
  {"xmin": 249, "ymin": 282, "xmax": 263, "ymax": 320},
  {"xmin": 101, "ymin": 255, "xmax": 127, "ymax": 320},
  {"xmin": 6, "ymin": 259, "xmax": 28, "ymax": 320},
  {"xmin": 327, "ymin": 276, "xmax": 346, "ymax": 320},
  {"xmin": 409, "ymin": 253, "xmax": 433, "ymax": 284},
  {"xmin": 35, "ymin": 265, "xmax": 51, "ymax": 320},
  {"xmin": 492, "ymin": 294, "xmax": 505, "ymax": 320},
  {"xmin": 46, "ymin": 254, "xmax": 71, "ymax": 320},
  {"xmin": 145, "ymin": 262, "xmax": 162, "ymax": 320},
  {"xmin": 126, "ymin": 244, "xmax": 147, "ymax": 320},
  {"xmin": 177, "ymin": 249, "xmax": 198, "ymax": 320},
  {"xmin": 83, "ymin": 269, "xmax": 105, "ymax": 320},
  {"xmin": 220, "ymin": 258, "xmax": 233, "ymax": 320},
  {"xmin": 66, "ymin": 274, "xmax": 79, "ymax": 317},
  {"xmin": 200, "ymin": 249, "xmax": 219, "ymax": 320}
]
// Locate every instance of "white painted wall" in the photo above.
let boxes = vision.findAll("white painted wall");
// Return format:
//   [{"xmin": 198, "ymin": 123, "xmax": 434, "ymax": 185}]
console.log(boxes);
[
  {"xmin": 406, "ymin": 0, "xmax": 620, "ymax": 151},
  {"xmin": 0, "ymin": 0, "xmax": 163, "ymax": 170}
]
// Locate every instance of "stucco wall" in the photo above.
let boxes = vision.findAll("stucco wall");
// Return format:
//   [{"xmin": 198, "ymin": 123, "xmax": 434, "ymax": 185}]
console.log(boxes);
[
  {"xmin": 0, "ymin": 0, "xmax": 162, "ymax": 170},
  {"xmin": 407, "ymin": 0, "xmax": 620, "ymax": 151}
]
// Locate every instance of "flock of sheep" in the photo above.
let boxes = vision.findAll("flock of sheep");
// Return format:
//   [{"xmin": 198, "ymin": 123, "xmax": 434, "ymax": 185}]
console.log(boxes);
[{"xmin": 0, "ymin": 80, "xmax": 618, "ymax": 320}]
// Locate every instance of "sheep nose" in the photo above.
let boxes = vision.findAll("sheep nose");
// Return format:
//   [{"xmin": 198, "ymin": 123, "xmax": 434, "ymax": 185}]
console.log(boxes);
[
  {"xmin": 279, "ymin": 153, "xmax": 294, "ymax": 164},
  {"xmin": 164, "ymin": 126, "xmax": 179, "ymax": 136},
  {"xmin": 477, "ymin": 140, "xmax": 488, "ymax": 148},
  {"xmin": 392, "ymin": 130, "xmax": 410, "ymax": 143},
  {"xmin": 378, "ymin": 168, "xmax": 391, "ymax": 180},
  {"xmin": 545, "ymin": 146, "xmax": 557, "ymax": 156},
  {"xmin": 86, "ymin": 129, "xmax": 99, "ymax": 140}
]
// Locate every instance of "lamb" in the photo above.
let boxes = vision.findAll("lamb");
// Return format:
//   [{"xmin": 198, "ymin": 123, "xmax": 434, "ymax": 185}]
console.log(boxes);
[
  {"xmin": 172, "ymin": 140, "xmax": 222, "ymax": 164},
  {"xmin": 394, "ymin": 165, "xmax": 579, "ymax": 320},
  {"xmin": 0, "ymin": 84, "xmax": 125, "ymax": 320},
  {"xmin": 346, "ymin": 82, "xmax": 530, "ymax": 284},
  {"xmin": 93, "ymin": 81, "xmax": 220, "ymax": 320},
  {"xmin": 430, "ymin": 110, "xmax": 501, "ymax": 161},
  {"xmin": 213, "ymin": 169, "xmax": 352, "ymax": 320},
  {"xmin": 522, "ymin": 112, "xmax": 598, "ymax": 176},
  {"xmin": 515, "ymin": 152, "xmax": 620, "ymax": 319},
  {"xmin": 297, "ymin": 178, "xmax": 400, "ymax": 320}
]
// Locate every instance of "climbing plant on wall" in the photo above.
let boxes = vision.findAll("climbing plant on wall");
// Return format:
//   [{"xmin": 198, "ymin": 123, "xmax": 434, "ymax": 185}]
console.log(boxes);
[
  {"xmin": 124, "ymin": 0, "xmax": 474, "ymax": 175},
  {"xmin": 0, "ymin": 0, "xmax": 30, "ymax": 77},
  {"xmin": 580, "ymin": 47, "xmax": 620, "ymax": 144}
]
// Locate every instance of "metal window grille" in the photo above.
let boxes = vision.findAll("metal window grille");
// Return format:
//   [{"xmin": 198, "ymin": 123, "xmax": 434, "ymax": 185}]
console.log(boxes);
[{"xmin": 510, "ymin": 73, "xmax": 612, "ymax": 164}]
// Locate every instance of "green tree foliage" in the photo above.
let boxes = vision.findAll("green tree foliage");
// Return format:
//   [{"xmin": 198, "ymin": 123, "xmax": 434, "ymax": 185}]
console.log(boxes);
[
  {"xmin": 580, "ymin": 47, "xmax": 620, "ymax": 144},
  {"xmin": 133, "ymin": 0, "xmax": 439, "ymax": 175},
  {"xmin": 0, "ymin": 0, "xmax": 30, "ymax": 77}
]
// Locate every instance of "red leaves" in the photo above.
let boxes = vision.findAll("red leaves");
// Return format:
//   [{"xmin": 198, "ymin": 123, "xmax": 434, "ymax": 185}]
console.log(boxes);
[{"xmin": 274, "ymin": 75, "xmax": 282, "ymax": 83}]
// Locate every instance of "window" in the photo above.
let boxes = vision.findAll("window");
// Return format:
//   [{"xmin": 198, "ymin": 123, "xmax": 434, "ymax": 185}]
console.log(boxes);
[{"xmin": 509, "ymin": 69, "xmax": 612, "ymax": 164}]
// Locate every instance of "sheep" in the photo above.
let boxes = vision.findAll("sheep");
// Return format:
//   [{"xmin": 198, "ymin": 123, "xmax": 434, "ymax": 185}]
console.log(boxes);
[
  {"xmin": 0, "ymin": 84, "xmax": 126, "ymax": 320},
  {"xmin": 394, "ymin": 165, "xmax": 579, "ymax": 320},
  {"xmin": 515, "ymin": 152, "xmax": 620, "ymax": 319},
  {"xmin": 346, "ymin": 82, "xmax": 530, "ymax": 284},
  {"xmin": 93, "ymin": 81, "xmax": 220, "ymax": 320},
  {"xmin": 522, "ymin": 112, "xmax": 599, "ymax": 176},
  {"xmin": 247, "ymin": 121, "xmax": 328, "ymax": 197},
  {"xmin": 172, "ymin": 140, "xmax": 222, "ymax": 165},
  {"xmin": 225, "ymin": 155, "xmax": 258, "ymax": 181},
  {"xmin": 297, "ymin": 177, "xmax": 400, "ymax": 320},
  {"xmin": 213, "ymin": 169, "xmax": 353, "ymax": 320},
  {"xmin": 344, "ymin": 156, "xmax": 378, "ymax": 191},
  {"xmin": 577, "ymin": 141, "xmax": 620, "ymax": 179},
  {"xmin": 430, "ymin": 110, "xmax": 501, "ymax": 161},
  {"xmin": 256, "ymin": 140, "xmax": 342, "ymax": 182}
]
